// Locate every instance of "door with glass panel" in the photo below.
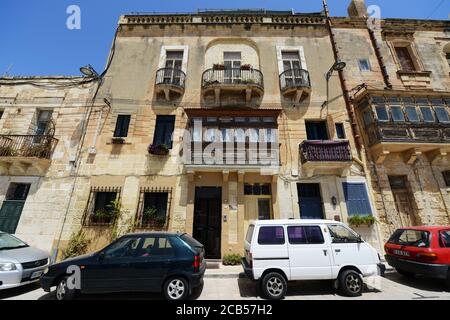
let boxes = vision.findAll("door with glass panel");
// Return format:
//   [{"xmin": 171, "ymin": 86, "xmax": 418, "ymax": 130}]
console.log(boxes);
[
  {"xmin": 224, "ymin": 52, "xmax": 241, "ymax": 84},
  {"xmin": 282, "ymin": 51, "xmax": 302, "ymax": 87},
  {"xmin": 164, "ymin": 51, "xmax": 183, "ymax": 86},
  {"xmin": 33, "ymin": 110, "xmax": 53, "ymax": 144}
]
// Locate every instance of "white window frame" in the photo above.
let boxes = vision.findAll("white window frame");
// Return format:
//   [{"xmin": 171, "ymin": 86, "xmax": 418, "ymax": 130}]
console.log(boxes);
[
  {"xmin": 276, "ymin": 46, "xmax": 307, "ymax": 76},
  {"xmin": 158, "ymin": 45, "xmax": 189, "ymax": 73}
]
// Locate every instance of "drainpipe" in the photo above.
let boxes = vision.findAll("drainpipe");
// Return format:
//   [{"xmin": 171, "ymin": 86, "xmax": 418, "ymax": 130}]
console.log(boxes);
[
  {"xmin": 322, "ymin": 0, "xmax": 363, "ymax": 159},
  {"xmin": 367, "ymin": 27, "xmax": 393, "ymax": 89}
]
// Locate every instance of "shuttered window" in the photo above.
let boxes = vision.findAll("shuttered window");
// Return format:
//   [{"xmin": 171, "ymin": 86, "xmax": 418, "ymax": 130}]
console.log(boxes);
[
  {"xmin": 342, "ymin": 183, "xmax": 372, "ymax": 216},
  {"xmin": 153, "ymin": 115, "xmax": 175, "ymax": 148},
  {"xmin": 113, "ymin": 115, "xmax": 131, "ymax": 137}
]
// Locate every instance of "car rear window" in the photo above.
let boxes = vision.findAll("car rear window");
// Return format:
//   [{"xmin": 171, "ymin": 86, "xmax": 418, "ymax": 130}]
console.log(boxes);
[
  {"xmin": 388, "ymin": 229, "xmax": 430, "ymax": 248},
  {"xmin": 439, "ymin": 230, "xmax": 450, "ymax": 248},
  {"xmin": 246, "ymin": 225, "xmax": 255, "ymax": 243},
  {"xmin": 287, "ymin": 226, "xmax": 324, "ymax": 244},
  {"xmin": 258, "ymin": 226, "xmax": 285, "ymax": 245},
  {"xmin": 180, "ymin": 233, "xmax": 203, "ymax": 250}
]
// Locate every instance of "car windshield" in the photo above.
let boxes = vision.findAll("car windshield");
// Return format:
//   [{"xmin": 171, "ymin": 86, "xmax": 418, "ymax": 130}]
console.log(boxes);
[
  {"xmin": 388, "ymin": 229, "xmax": 430, "ymax": 248},
  {"xmin": 0, "ymin": 233, "xmax": 28, "ymax": 250}
]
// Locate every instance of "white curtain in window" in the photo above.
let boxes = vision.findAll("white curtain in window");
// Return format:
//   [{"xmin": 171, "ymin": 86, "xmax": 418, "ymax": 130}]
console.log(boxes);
[
  {"xmin": 248, "ymin": 128, "xmax": 259, "ymax": 143},
  {"xmin": 235, "ymin": 128, "xmax": 246, "ymax": 143},
  {"xmin": 204, "ymin": 128, "xmax": 216, "ymax": 142}
]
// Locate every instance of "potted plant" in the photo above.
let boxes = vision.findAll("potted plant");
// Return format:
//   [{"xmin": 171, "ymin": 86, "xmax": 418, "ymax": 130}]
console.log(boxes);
[
  {"xmin": 241, "ymin": 78, "xmax": 256, "ymax": 85},
  {"xmin": 0, "ymin": 145, "xmax": 15, "ymax": 156},
  {"xmin": 91, "ymin": 208, "xmax": 114, "ymax": 224},
  {"xmin": 347, "ymin": 215, "xmax": 377, "ymax": 227},
  {"xmin": 142, "ymin": 206, "xmax": 157, "ymax": 225},
  {"xmin": 111, "ymin": 137, "xmax": 125, "ymax": 144},
  {"xmin": 142, "ymin": 207, "xmax": 166, "ymax": 227},
  {"xmin": 240, "ymin": 64, "xmax": 252, "ymax": 70},
  {"xmin": 24, "ymin": 144, "xmax": 50, "ymax": 158},
  {"xmin": 213, "ymin": 63, "xmax": 225, "ymax": 70},
  {"xmin": 148, "ymin": 143, "xmax": 170, "ymax": 155}
]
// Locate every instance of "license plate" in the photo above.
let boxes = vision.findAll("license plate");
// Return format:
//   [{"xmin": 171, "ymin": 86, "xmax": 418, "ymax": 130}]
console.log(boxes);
[
  {"xmin": 393, "ymin": 249, "xmax": 410, "ymax": 257},
  {"xmin": 30, "ymin": 271, "xmax": 43, "ymax": 279}
]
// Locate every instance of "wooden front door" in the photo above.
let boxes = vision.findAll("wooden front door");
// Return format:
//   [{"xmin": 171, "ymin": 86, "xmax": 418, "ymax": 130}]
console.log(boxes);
[
  {"xmin": 193, "ymin": 187, "xmax": 222, "ymax": 259},
  {"xmin": 389, "ymin": 176, "xmax": 417, "ymax": 227},
  {"xmin": 392, "ymin": 190, "xmax": 417, "ymax": 227}
]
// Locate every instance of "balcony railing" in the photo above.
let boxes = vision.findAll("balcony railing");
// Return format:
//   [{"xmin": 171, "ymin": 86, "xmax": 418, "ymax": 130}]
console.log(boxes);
[
  {"xmin": 300, "ymin": 140, "xmax": 351, "ymax": 162},
  {"xmin": 201, "ymin": 68, "xmax": 264, "ymax": 89},
  {"xmin": 0, "ymin": 135, "xmax": 58, "ymax": 159},
  {"xmin": 155, "ymin": 67, "xmax": 186, "ymax": 88},
  {"xmin": 279, "ymin": 68, "xmax": 310, "ymax": 92},
  {"xmin": 366, "ymin": 121, "xmax": 450, "ymax": 146},
  {"xmin": 185, "ymin": 141, "xmax": 279, "ymax": 166}
]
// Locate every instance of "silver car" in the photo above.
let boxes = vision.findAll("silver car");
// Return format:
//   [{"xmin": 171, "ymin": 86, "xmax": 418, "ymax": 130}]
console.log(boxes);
[{"xmin": 0, "ymin": 231, "xmax": 50, "ymax": 290}]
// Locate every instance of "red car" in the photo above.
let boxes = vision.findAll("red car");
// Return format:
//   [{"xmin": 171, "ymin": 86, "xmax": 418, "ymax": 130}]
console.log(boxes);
[{"xmin": 385, "ymin": 226, "xmax": 450, "ymax": 286}]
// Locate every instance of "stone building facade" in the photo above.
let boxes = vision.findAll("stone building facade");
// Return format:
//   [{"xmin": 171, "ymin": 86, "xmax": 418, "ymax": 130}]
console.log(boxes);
[
  {"xmin": 332, "ymin": 0, "xmax": 450, "ymax": 241},
  {"xmin": 0, "ymin": 77, "xmax": 97, "ymax": 252},
  {"xmin": 1, "ymin": 1, "xmax": 448, "ymax": 259}
]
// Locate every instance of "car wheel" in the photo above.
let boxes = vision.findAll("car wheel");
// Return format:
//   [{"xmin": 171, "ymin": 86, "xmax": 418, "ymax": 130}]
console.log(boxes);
[
  {"xmin": 164, "ymin": 277, "xmax": 189, "ymax": 300},
  {"xmin": 261, "ymin": 272, "xmax": 287, "ymax": 300},
  {"xmin": 338, "ymin": 270, "xmax": 363, "ymax": 297},
  {"xmin": 396, "ymin": 268, "xmax": 415, "ymax": 278},
  {"xmin": 55, "ymin": 276, "xmax": 76, "ymax": 301}
]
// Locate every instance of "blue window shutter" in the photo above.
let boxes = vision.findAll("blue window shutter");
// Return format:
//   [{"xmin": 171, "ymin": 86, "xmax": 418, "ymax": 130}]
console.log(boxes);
[{"xmin": 342, "ymin": 183, "xmax": 372, "ymax": 216}]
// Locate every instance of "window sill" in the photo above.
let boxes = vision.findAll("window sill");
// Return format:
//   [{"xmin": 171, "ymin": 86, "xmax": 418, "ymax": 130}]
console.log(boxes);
[
  {"xmin": 397, "ymin": 70, "xmax": 432, "ymax": 88},
  {"xmin": 397, "ymin": 70, "xmax": 432, "ymax": 76}
]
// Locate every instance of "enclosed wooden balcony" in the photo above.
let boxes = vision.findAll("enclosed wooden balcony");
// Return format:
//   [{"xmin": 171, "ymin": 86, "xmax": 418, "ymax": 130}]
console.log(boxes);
[
  {"xmin": 279, "ymin": 68, "xmax": 311, "ymax": 103},
  {"xmin": 201, "ymin": 68, "xmax": 264, "ymax": 105},
  {"xmin": 366, "ymin": 122, "xmax": 450, "ymax": 164},
  {"xmin": 0, "ymin": 135, "xmax": 58, "ymax": 175},
  {"xmin": 154, "ymin": 67, "xmax": 186, "ymax": 101},
  {"xmin": 183, "ymin": 141, "xmax": 279, "ymax": 173},
  {"xmin": 300, "ymin": 140, "xmax": 352, "ymax": 177}
]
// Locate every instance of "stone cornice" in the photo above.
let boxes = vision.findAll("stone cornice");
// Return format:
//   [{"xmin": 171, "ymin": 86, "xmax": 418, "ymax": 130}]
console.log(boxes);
[
  {"xmin": 332, "ymin": 16, "xmax": 450, "ymax": 31},
  {"xmin": 119, "ymin": 13, "xmax": 326, "ymax": 26}
]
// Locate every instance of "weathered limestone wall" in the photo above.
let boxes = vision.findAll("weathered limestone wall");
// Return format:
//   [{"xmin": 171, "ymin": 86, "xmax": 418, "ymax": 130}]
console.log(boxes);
[
  {"xmin": 0, "ymin": 79, "xmax": 95, "ymax": 251},
  {"xmin": 333, "ymin": 17, "xmax": 450, "ymax": 242}
]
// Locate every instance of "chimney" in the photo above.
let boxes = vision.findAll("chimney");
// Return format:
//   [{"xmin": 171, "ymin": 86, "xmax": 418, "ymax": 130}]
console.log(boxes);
[{"xmin": 347, "ymin": 0, "xmax": 367, "ymax": 18}]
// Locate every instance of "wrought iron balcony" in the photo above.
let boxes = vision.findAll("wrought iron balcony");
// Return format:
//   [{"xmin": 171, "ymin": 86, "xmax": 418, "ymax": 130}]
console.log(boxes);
[
  {"xmin": 0, "ymin": 134, "xmax": 58, "ymax": 175},
  {"xmin": 0, "ymin": 135, "xmax": 58, "ymax": 159},
  {"xmin": 201, "ymin": 68, "xmax": 264, "ymax": 105},
  {"xmin": 155, "ymin": 67, "xmax": 186, "ymax": 101},
  {"xmin": 300, "ymin": 140, "xmax": 352, "ymax": 177},
  {"xmin": 279, "ymin": 68, "xmax": 311, "ymax": 103}
]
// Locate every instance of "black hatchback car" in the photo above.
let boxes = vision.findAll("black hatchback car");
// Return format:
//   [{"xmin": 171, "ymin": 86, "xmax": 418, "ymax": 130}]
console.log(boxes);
[{"xmin": 41, "ymin": 232, "xmax": 205, "ymax": 300}]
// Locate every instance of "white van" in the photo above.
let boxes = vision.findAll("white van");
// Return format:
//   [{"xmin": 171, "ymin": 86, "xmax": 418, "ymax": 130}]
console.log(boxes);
[{"xmin": 242, "ymin": 219, "xmax": 385, "ymax": 299}]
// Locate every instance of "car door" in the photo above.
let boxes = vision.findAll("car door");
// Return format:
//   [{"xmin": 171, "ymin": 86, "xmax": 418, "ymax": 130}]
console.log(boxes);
[
  {"xmin": 84, "ymin": 236, "xmax": 142, "ymax": 293},
  {"xmin": 131, "ymin": 235, "xmax": 176, "ymax": 291},
  {"xmin": 287, "ymin": 225, "xmax": 332, "ymax": 280},
  {"xmin": 327, "ymin": 224, "xmax": 374, "ymax": 278}
]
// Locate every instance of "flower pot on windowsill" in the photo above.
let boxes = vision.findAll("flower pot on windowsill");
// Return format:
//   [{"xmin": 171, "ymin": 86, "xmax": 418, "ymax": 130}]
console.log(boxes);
[
  {"xmin": 347, "ymin": 215, "xmax": 377, "ymax": 228},
  {"xmin": 213, "ymin": 63, "xmax": 225, "ymax": 70},
  {"xmin": 111, "ymin": 137, "xmax": 125, "ymax": 144},
  {"xmin": 148, "ymin": 143, "xmax": 170, "ymax": 156},
  {"xmin": 240, "ymin": 64, "xmax": 252, "ymax": 70}
]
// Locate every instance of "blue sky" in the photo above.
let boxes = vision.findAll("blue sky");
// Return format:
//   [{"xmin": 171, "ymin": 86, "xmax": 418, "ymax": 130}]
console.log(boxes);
[{"xmin": 0, "ymin": 0, "xmax": 448, "ymax": 76}]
